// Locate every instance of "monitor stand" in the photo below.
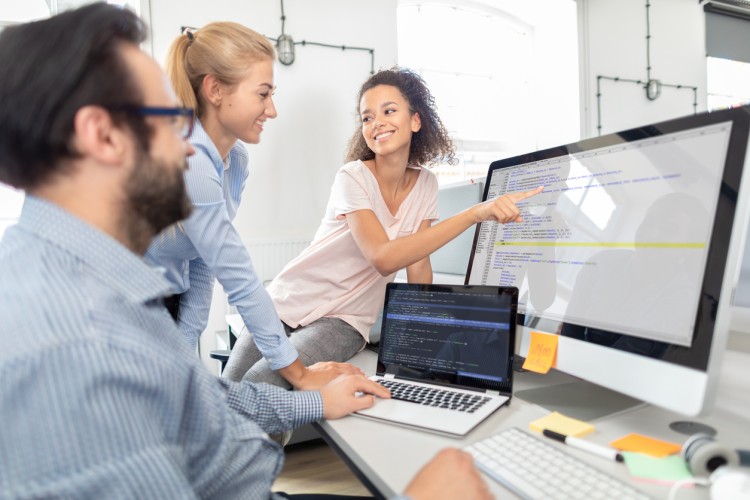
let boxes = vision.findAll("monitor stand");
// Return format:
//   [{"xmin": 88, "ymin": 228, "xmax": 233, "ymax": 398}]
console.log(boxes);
[{"xmin": 514, "ymin": 379, "xmax": 644, "ymax": 422}]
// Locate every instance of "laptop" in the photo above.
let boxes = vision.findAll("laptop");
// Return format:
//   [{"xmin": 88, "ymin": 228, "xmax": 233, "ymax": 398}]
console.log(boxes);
[{"xmin": 355, "ymin": 283, "xmax": 518, "ymax": 437}]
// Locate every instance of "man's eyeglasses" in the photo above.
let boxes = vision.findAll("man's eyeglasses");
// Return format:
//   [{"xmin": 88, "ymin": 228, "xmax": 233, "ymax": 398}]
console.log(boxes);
[{"xmin": 107, "ymin": 105, "xmax": 195, "ymax": 139}]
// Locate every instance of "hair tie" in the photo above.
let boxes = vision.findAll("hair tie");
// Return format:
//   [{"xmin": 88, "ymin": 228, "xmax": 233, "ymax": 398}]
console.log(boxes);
[{"xmin": 182, "ymin": 27, "xmax": 195, "ymax": 44}]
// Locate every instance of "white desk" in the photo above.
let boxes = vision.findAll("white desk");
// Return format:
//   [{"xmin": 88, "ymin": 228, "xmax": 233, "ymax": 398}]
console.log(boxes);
[{"xmin": 314, "ymin": 347, "xmax": 750, "ymax": 499}]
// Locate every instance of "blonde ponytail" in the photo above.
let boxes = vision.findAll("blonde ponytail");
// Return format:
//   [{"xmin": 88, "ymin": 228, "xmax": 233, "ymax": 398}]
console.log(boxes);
[
  {"xmin": 164, "ymin": 34, "xmax": 198, "ymax": 111},
  {"xmin": 163, "ymin": 23, "xmax": 276, "ymax": 120}
]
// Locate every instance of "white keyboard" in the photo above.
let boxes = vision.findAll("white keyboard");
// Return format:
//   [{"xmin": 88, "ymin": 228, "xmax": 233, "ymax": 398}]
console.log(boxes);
[{"xmin": 464, "ymin": 427, "xmax": 652, "ymax": 500}]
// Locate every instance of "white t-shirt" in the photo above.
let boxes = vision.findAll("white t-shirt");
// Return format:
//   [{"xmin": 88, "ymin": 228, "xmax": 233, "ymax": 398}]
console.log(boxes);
[{"xmin": 267, "ymin": 160, "xmax": 439, "ymax": 341}]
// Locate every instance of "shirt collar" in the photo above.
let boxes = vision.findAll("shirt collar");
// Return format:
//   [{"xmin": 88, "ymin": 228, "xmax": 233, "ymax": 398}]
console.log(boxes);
[
  {"xmin": 190, "ymin": 119, "xmax": 248, "ymax": 175},
  {"xmin": 19, "ymin": 196, "xmax": 175, "ymax": 304},
  {"xmin": 189, "ymin": 119, "xmax": 224, "ymax": 170}
]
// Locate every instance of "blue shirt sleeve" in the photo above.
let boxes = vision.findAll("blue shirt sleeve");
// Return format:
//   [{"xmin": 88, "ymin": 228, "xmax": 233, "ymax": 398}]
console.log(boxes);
[
  {"xmin": 0, "ymin": 336, "xmax": 288, "ymax": 498},
  {"xmin": 177, "ymin": 257, "xmax": 214, "ymax": 345},
  {"xmin": 180, "ymin": 145, "xmax": 299, "ymax": 370},
  {"xmin": 222, "ymin": 378, "xmax": 324, "ymax": 434}
]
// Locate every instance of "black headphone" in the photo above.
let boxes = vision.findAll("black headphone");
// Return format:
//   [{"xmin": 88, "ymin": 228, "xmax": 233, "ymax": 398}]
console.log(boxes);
[{"xmin": 681, "ymin": 434, "xmax": 750, "ymax": 476}]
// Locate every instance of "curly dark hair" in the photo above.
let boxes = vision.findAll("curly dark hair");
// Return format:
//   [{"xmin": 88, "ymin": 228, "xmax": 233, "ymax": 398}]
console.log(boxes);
[{"xmin": 345, "ymin": 67, "xmax": 455, "ymax": 166}]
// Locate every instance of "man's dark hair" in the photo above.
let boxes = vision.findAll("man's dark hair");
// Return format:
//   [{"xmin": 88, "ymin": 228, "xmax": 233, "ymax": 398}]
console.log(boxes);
[{"xmin": 0, "ymin": 3, "xmax": 150, "ymax": 189}]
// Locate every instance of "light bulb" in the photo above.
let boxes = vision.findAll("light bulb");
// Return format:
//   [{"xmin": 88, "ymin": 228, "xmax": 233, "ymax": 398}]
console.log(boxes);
[{"xmin": 277, "ymin": 34, "xmax": 295, "ymax": 66}]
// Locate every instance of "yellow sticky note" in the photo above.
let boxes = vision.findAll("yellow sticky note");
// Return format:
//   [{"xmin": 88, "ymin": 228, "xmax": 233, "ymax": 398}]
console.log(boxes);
[
  {"xmin": 529, "ymin": 411, "xmax": 595, "ymax": 437},
  {"xmin": 521, "ymin": 331, "xmax": 558, "ymax": 374},
  {"xmin": 611, "ymin": 433, "xmax": 682, "ymax": 458}
]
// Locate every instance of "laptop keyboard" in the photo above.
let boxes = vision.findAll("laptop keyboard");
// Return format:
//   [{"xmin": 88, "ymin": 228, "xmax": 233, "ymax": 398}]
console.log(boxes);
[
  {"xmin": 376, "ymin": 379, "xmax": 491, "ymax": 413},
  {"xmin": 465, "ymin": 427, "xmax": 652, "ymax": 500}
]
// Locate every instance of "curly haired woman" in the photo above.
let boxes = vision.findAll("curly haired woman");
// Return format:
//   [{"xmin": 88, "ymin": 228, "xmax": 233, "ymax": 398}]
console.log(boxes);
[{"xmin": 224, "ymin": 67, "xmax": 543, "ymax": 386}]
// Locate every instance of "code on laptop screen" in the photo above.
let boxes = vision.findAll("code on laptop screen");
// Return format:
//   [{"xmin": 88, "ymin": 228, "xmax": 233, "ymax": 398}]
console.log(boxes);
[{"xmin": 378, "ymin": 284, "xmax": 517, "ymax": 391}]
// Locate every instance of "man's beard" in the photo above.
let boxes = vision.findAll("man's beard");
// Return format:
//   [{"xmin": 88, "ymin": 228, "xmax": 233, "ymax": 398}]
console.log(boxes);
[{"xmin": 121, "ymin": 145, "xmax": 193, "ymax": 253}]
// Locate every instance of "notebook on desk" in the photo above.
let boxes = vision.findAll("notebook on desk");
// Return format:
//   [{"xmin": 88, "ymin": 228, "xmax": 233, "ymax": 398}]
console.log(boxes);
[{"xmin": 355, "ymin": 283, "xmax": 518, "ymax": 437}]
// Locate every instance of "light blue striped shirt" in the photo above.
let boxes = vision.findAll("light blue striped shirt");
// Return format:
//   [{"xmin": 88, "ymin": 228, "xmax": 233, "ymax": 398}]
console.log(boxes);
[
  {"xmin": 0, "ymin": 196, "xmax": 324, "ymax": 498},
  {"xmin": 146, "ymin": 120, "xmax": 298, "ymax": 370}
]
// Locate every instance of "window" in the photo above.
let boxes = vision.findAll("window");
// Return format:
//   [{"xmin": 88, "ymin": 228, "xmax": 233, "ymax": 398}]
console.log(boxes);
[
  {"xmin": 0, "ymin": 185, "xmax": 23, "ymax": 240},
  {"xmin": 397, "ymin": 0, "xmax": 579, "ymax": 185},
  {"xmin": 705, "ymin": 3, "xmax": 750, "ymax": 110},
  {"xmin": 0, "ymin": 2, "xmax": 48, "ymax": 24},
  {"xmin": 707, "ymin": 56, "xmax": 750, "ymax": 110},
  {"xmin": 0, "ymin": 2, "xmax": 52, "ymax": 238},
  {"xmin": 56, "ymin": 1, "xmax": 144, "ymax": 14}
]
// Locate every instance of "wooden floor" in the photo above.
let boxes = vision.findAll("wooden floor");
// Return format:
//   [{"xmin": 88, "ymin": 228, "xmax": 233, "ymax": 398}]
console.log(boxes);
[{"xmin": 273, "ymin": 438, "xmax": 371, "ymax": 496}]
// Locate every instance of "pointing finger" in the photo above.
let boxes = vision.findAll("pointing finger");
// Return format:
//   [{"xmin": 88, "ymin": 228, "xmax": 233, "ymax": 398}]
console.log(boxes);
[{"xmin": 511, "ymin": 185, "xmax": 544, "ymax": 201}]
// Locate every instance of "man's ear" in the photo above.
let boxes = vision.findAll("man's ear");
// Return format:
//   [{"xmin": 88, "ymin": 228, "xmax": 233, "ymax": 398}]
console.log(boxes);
[
  {"xmin": 201, "ymin": 74, "xmax": 223, "ymax": 107},
  {"xmin": 72, "ymin": 105, "xmax": 130, "ymax": 166}
]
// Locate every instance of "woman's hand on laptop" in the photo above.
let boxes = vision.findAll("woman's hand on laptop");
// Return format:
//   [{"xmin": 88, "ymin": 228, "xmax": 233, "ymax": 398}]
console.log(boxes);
[
  {"xmin": 279, "ymin": 359, "xmax": 364, "ymax": 391},
  {"xmin": 320, "ymin": 374, "xmax": 391, "ymax": 419}
]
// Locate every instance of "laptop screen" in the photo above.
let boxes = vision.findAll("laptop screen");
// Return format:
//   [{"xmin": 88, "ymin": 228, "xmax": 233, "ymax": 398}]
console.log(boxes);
[{"xmin": 376, "ymin": 283, "xmax": 518, "ymax": 393}]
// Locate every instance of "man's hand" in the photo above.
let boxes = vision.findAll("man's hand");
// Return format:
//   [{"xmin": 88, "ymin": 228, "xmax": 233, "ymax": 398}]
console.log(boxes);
[
  {"xmin": 404, "ymin": 448, "xmax": 493, "ymax": 500},
  {"xmin": 473, "ymin": 185, "xmax": 544, "ymax": 224},
  {"xmin": 278, "ymin": 359, "xmax": 365, "ymax": 391},
  {"xmin": 319, "ymin": 374, "xmax": 391, "ymax": 419}
]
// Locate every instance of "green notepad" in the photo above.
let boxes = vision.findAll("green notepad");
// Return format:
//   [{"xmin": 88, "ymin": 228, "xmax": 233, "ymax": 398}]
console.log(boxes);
[{"xmin": 622, "ymin": 452, "xmax": 692, "ymax": 482}]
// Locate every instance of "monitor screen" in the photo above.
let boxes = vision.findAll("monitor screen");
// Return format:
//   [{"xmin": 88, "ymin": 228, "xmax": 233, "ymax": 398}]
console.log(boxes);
[{"xmin": 465, "ymin": 106, "xmax": 750, "ymax": 416}]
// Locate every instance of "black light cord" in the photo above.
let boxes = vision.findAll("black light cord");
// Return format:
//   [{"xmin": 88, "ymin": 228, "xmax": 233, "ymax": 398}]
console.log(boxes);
[
  {"xmin": 646, "ymin": 0, "xmax": 652, "ymax": 82},
  {"xmin": 596, "ymin": 76, "xmax": 698, "ymax": 134},
  {"xmin": 183, "ymin": 3, "xmax": 376, "ymax": 74},
  {"xmin": 596, "ymin": 0, "xmax": 699, "ymax": 135},
  {"xmin": 296, "ymin": 40, "xmax": 375, "ymax": 74},
  {"xmin": 271, "ymin": 0, "xmax": 375, "ymax": 74}
]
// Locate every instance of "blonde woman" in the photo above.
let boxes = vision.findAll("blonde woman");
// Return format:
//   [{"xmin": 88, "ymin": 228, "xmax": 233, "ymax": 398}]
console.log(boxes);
[{"xmin": 146, "ymin": 23, "xmax": 359, "ymax": 389}]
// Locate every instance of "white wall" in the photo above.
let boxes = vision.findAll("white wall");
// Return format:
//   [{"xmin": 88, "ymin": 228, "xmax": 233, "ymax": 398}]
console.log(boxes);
[
  {"xmin": 578, "ymin": 0, "xmax": 707, "ymax": 138},
  {"xmin": 149, "ymin": 0, "xmax": 398, "ymax": 243}
]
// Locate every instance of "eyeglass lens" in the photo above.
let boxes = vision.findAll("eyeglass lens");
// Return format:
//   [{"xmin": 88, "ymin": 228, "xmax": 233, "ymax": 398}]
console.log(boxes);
[{"xmin": 171, "ymin": 114, "xmax": 194, "ymax": 139}]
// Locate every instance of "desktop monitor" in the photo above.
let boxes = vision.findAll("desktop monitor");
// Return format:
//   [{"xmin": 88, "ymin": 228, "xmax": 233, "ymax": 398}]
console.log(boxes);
[
  {"xmin": 465, "ymin": 106, "xmax": 750, "ymax": 418},
  {"xmin": 730, "ymin": 221, "xmax": 750, "ymax": 334}
]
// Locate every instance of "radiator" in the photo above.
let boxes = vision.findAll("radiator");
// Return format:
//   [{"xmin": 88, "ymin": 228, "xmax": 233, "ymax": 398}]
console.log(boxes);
[{"xmin": 245, "ymin": 238, "xmax": 310, "ymax": 284}]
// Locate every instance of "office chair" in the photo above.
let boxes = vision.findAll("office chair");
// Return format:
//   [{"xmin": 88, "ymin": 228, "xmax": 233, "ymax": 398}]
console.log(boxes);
[{"xmin": 210, "ymin": 349, "xmax": 231, "ymax": 374}]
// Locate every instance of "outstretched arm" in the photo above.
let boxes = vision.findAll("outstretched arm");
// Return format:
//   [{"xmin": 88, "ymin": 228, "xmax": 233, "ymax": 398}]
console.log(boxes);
[{"xmin": 347, "ymin": 186, "xmax": 544, "ymax": 276}]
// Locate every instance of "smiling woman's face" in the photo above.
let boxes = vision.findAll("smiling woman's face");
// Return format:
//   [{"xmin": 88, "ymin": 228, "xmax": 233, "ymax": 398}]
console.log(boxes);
[
  {"xmin": 359, "ymin": 84, "xmax": 421, "ymax": 159},
  {"xmin": 216, "ymin": 58, "xmax": 278, "ymax": 145}
]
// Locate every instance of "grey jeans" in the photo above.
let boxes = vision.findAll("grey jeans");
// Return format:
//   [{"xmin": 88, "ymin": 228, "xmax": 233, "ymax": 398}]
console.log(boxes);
[{"xmin": 222, "ymin": 317, "xmax": 366, "ymax": 389}]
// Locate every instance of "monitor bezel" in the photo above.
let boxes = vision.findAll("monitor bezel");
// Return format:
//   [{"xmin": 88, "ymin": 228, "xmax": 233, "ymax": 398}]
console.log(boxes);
[{"xmin": 464, "ymin": 106, "xmax": 750, "ymax": 415}]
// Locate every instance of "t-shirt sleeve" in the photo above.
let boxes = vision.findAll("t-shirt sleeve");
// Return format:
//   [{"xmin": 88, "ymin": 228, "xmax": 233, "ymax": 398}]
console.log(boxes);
[{"xmin": 331, "ymin": 169, "xmax": 374, "ymax": 217}]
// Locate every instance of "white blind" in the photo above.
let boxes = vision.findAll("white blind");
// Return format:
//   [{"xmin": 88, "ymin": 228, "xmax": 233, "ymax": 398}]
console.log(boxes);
[{"xmin": 705, "ymin": 2, "xmax": 750, "ymax": 64}]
